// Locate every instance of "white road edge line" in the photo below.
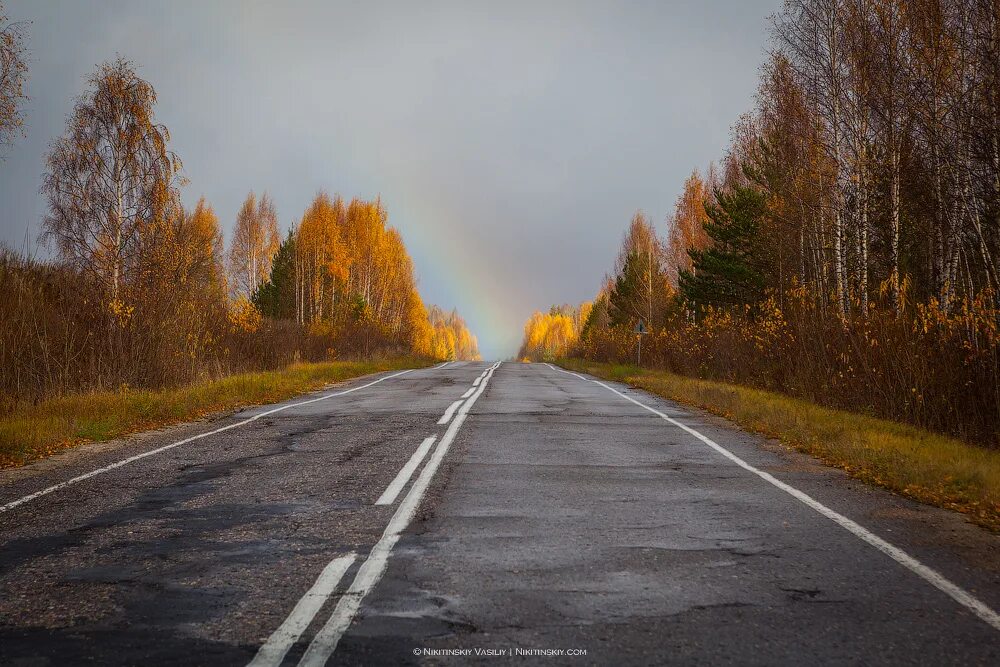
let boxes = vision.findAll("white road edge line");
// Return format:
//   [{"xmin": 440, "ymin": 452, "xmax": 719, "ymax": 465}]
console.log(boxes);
[
  {"xmin": 568, "ymin": 369, "xmax": 1000, "ymax": 633},
  {"xmin": 299, "ymin": 361, "xmax": 501, "ymax": 667},
  {"xmin": 543, "ymin": 362, "xmax": 587, "ymax": 381},
  {"xmin": 436, "ymin": 361, "xmax": 450, "ymax": 369},
  {"xmin": 375, "ymin": 436, "xmax": 437, "ymax": 506},
  {"xmin": 0, "ymin": 369, "xmax": 414, "ymax": 514},
  {"xmin": 437, "ymin": 399, "xmax": 464, "ymax": 425},
  {"xmin": 247, "ymin": 553, "xmax": 357, "ymax": 667}
]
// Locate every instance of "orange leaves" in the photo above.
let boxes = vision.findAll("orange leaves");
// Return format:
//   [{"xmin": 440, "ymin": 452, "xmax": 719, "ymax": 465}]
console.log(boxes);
[
  {"xmin": 107, "ymin": 298, "xmax": 135, "ymax": 326},
  {"xmin": 290, "ymin": 193, "xmax": 479, "ymax": 359},
  {"xmin": 406, "ymin": 291, "xmax": 434, "ymax": 358},
  {"xmin": 427, "ymin": 306, "xmax": 480, "ymax": 361},
  {"xmin": 518, "ymin": 304, "xmax": 588, "ymax": 361},
  {"xmin": 913, "ymin": 289, "xmax": 1000, "ymax": 362},
  {"xmin": 577, "ymin": 283, "xmax": 1000, "ymax": 448},
  {"xmin": 295, "ymin": 192, "xmax": 348, "ymax": 323},
  {"xmin": 665, "ymin": 170, "xmax": 713, "ymax": 286},
  {"xmin": 42, "ymin": 57, "xmax": 183, "ymax": 305},
  {"xmin": 228, "ymin": 296, "xmax": 262, "ymax": 334}
]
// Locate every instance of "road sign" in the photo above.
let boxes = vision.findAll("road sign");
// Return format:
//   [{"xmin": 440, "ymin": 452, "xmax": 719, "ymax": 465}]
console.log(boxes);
[{"xmin": 634, "ymin": 320, "xmax": 648, "ymax": 365}]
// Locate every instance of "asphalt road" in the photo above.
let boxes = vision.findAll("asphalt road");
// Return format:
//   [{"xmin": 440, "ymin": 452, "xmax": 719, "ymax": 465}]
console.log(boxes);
[{"xmin": 1, "ymin": 361, "xmax": 998, "ymax": 665}]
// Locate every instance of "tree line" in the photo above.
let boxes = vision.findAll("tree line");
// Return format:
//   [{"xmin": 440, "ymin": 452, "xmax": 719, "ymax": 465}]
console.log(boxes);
[
  {"xmin": 522, "ymin": 0, "xmax": 1000, "ymax": 448},
  {"xmin": 0, "ymin": 47, "xmax": 478, "ymax": 406}
]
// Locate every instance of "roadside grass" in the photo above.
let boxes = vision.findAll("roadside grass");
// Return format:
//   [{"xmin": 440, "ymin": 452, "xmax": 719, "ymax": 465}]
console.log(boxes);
[
  {"xmin": 0, "ymin": 357, "xmax": 431, "ymax": 469},
  {"xmin": 561, "ymin": 359, "xmax": 1000, "ymax": 531}
]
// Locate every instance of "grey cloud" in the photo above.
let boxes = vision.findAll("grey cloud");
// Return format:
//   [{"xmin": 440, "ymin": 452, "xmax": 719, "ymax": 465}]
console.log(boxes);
[{"xmin": 1, "ymin": 0, "xmax": 776, "ymax": 358}]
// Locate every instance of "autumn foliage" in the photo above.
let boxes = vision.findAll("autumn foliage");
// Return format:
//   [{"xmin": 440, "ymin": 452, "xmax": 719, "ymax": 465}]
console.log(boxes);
[
  {"xmin": 0, "ymin": 58, "xmax": 478, "ymax": 410},
  {"xmin": 518, "ymin": 304, "xmax": 590, "ymax": 362},
  {"xmin": 526, "ymin": 0, "xmax": 1000, "ymax": 449},
  {"xmin": 427, "ymin": 306, "xmax": 481, "ymax": 362},
  {"xmin": 577, "ymin": 290, "xmax": 1000, "ymax": 446}
]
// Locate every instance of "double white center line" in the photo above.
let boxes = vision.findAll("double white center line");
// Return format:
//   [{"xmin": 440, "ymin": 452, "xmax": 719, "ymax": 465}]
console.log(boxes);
[
  {"xmin": 250, "ymin": 362, "xmax": 501, "ymax": 667},
  {"xmin": 438, "ymin": 368, "xmax": 489, "ymax": 425},
  {"xmin": 374, "ymin": 436, "xmax": 436, "ymax": 506},
  {"xmin": 437, "ymin": 400, "xmax": 463, "ymax": 425},
  {"xmin": 247, "ymin": 554, "xmax": 357, "ymax": 667}
]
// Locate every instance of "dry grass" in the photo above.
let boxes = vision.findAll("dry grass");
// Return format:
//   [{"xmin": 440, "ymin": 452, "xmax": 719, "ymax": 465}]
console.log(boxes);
[
  {"xmin": 577, "ymin": 292, "xmax": 1000, "ymax": 448},
  {"xmin": 0, "ymin": 357, "xmax": 429, "ymax": 468},
  {"xmin": 563, "ymin": 359, "xmax": 1000, "ymax": 531}
]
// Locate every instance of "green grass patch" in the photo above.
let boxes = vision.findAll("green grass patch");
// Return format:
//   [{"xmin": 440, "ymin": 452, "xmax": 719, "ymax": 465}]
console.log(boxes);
[
  {"xmin": 561, "ymin": 359, "xmax": 1000, "ymax": 531},
  {"xmin": 0, "ymin": 357, "xmax": 430, "ymax": 468}
]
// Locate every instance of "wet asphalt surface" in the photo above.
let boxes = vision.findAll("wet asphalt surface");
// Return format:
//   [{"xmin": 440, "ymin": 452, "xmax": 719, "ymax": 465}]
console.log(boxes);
[{"xmin": 0, "ymin": 361, "xmax": 998, "ymax": 665}]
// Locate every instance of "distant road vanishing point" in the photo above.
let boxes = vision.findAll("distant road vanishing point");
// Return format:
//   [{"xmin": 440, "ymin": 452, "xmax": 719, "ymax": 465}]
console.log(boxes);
[{"xmin": 1, "ymin": 362, "xmax": 998, "ymax": 665}]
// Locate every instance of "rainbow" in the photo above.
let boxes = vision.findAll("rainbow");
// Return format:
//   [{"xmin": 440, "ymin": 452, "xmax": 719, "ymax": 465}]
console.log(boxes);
[{"xmin": 334, "ymin": 171, "xmax": 515, "ymax": 359}]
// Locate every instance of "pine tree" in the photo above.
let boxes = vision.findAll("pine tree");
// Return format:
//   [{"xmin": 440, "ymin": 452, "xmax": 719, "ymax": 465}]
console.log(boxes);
[
  {"xmin": 609, "ymin": 251, "xmax": 648, "ymax": 326},
  {"xmin": 606, "ymin": 213, "xmax": 670, "ymax": 327},
  {"xmin": 679, "ymin": 185, "xmax": 768, "ymax": 309},
  {"xmin": 253, "ymin": 230, "xmax": 296, "ymax": 319}
]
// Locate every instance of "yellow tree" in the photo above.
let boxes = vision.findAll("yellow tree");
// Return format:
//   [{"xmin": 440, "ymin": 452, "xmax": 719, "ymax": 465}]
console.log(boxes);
[
  {"xmin": 134, "ymin": 195, "xmax": 227, "ymax": 381},
  {"xmin": 294, "ymin": 192, "xmax": 349, "ymax": 324},
  {"xmin": 405, "ymin": 289, "xmax": 433, "ymax": 356},
  {"xmin": 518, "ymin": 303, "xmax": 590, "ymax": 361},
  {"xmin": 228, "ymin": 191, "xmax": 279, "ymax": 300},
  {"xmin": 665, "ymin": 170, "xmax": 712, "ymax": 286},
  {"xmin": 342, "ymin": 198, "xmax": 387, "ymax": 310},
  {"xmin": 41, "ymin": 58, "xmax": 182, "ymax": 304},
  {"xmin": 428, "ymin": 305, "xmax": 480, "ymax": 360}
]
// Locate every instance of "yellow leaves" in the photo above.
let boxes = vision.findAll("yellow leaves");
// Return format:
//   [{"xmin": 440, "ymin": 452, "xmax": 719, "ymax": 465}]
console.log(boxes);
[
  {"xmin": 307, "ymin": 320, "xmax": 337, "ymax": 338},
  {"xmin": 107, "ymin": 298, "xmax": 134, "ymax": 326},
  {"xmin": 228, "ymin": 296, "xmax": 261, "ymax": 334},
  {"xmin": 289, "ymin": 192, "xmax": 480, "ymax": 360},
  {"xmin": 426, "ymin": 306, "xmax": 480, "ymax": 361},
  {"xmin": 229, "ymin": 191, "xmax": 280, "ymax": 299},
  {"xmin": 914, "ymin": 289, "xmax": 1000, "ymax": 349},
  {"xmin": 579, "ymin": 301, "xmax": 593, "ymax": 329},
  {"xmin": 665, "ymin": 170, "xmax": 713, "ymax": 282},
  {"xmin": 406, "ymin": 291, "xmax": 434, "ymax": 357},
  {"xmin": 518, "ymin": 304, "xmax": 589, "ymax": 361}
]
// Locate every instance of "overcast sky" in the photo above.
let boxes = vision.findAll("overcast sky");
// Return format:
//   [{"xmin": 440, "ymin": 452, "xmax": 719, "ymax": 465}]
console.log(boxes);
[{"xmin": 1, "ymin": 0, "xmax": 777, "ymax": 358}]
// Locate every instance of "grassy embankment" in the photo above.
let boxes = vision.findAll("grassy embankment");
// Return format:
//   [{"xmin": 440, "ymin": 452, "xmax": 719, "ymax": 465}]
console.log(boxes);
[
  {"xmin": 0, "ymin": 357, "xmax": 430, "ymax": 469},
  {"xmin": 562, "ymin": 359, "xmax": 1000, "ymax": 531}
]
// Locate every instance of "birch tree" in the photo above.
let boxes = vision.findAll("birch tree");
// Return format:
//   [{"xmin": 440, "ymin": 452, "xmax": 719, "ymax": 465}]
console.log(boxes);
[
  {"xmin": 41, "ymin": 58, "xmax": 182, "ymax": 303},
  {"xmin": 228, "ymin": 191, "xmax": 280, "ymax": 300},
  {"xmin": 774, "ymin": 0, "xmax": 851, "ymax": 313},
  {"xmin": 665, "ymin": 170, "xmax": 712, "ymax": 286}
]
